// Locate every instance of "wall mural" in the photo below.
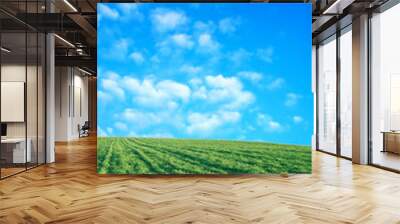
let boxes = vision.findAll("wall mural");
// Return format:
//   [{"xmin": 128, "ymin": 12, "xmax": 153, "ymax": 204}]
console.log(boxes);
[{"xmin": 97, "ymin": 3, "xmax": 312, "ymax": 174}]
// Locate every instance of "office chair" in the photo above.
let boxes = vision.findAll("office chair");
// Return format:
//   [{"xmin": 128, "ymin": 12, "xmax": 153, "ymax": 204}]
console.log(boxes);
[{"xmin": 79, "ymin": 121, "xmax": 90, "ymax": 138}]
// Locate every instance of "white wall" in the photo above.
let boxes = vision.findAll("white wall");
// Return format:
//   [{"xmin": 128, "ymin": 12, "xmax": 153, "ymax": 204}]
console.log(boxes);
[
  {"xmin": 55, "ymin": 67, "xmax": 89, "ymax": 141},
  {"xmin": 71, "ymin": 72, "xmax": 89, "ymax": 138},
  {"xmin": 55, "ymin": 67, "xmax": 70, "ymax": 141}
]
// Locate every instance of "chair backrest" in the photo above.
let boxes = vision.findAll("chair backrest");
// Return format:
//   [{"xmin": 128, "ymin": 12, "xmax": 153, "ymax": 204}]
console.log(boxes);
[{"xmin": 82, "ymin": 121, "xmax": 90, "ymax": 129}]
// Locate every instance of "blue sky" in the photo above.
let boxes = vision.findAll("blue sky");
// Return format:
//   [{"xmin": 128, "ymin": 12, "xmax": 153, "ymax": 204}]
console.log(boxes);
[{"xmin": 98, "ymin": 3, "xmax": 312, "ymax": 145}]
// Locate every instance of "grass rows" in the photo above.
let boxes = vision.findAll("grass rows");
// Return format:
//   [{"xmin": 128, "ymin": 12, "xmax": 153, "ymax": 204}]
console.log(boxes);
[{"xmin": 97, "ymin": 137, "xmax": 311, "ymax": 174}]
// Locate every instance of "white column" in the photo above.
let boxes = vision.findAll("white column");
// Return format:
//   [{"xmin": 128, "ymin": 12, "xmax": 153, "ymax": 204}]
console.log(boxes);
[
  {"xmin": 46, "ymin": 32, "xmax": 55, "ymax": 163},
  {"xmin": 352, "ymin": 14, "xmax": 369, "ymax": 164}
]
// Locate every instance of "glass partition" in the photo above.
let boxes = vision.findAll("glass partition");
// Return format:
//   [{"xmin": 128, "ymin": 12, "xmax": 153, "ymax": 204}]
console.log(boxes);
[
  {"xmin": 38, "ymin": 32, "xmax": 45, "ymax": 165},
  {"xmin": 27, "ymin": 30, "xmax": 38, "ymax": 169},
  {"xmin": 1, "ymin": 30, "xmax": 28, "ymax": 177},
  {"xmin": 317, "ymin": 35, "xmax": 337, "ymax": 154},
  {"xmin": 371, "ymin": 3, "xmax": 400, "ymax": 171},
  {"xmin": 339, "ymin": 26, "xmax": 352, "ymax": 158},
  {"xmin": 0, "ymin": 1, "xmax": 46, "ymax": 179}
]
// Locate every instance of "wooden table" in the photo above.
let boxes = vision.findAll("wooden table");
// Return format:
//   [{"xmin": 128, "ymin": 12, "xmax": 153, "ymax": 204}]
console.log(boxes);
[
  {"xmin": 381, "ymin": 131, "xmax": 400, "ymax": 154},
  {"xmin": 1, "ymin": 138, "xmax": 31, "ymax": 164}
]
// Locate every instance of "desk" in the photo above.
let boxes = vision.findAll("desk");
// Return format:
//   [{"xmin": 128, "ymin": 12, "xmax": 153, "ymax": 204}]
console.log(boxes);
[
  {"xmin": 382, "ymin": 131, "xmax": 400, "ymax": 154},
  {"xmin": 1, "ymin": 138, "xmax": 31, "ymax": 163}
]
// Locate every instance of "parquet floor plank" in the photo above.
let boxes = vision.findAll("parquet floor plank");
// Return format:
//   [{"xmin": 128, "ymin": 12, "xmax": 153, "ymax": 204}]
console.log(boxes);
[{"xmin": 0, "ymin": 136, "xmax": 399, "ymax": 223}]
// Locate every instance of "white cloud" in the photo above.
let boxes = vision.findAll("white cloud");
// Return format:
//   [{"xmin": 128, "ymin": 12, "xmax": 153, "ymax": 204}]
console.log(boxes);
[
  {"xmin": 157, "ymin": 80, "xmax": 191, "ymax": 102},
  {"xmin": 220, "ymin": 111, "xmax": 241, "ymax": 122},
  {"xmin": 189, "ymin": 78, "xmax": 207, "ymax": 99},
  {"xmin": 106, "ymin": 71, "xmax": 120, "ymax": 80},
  {"xmin": 115, "ymin": 39, "xmax": 130, "ymax": 51},
  {"xmin": 99, "ymin": 4, "xmax": 142, "ymax": 21},
  {"xmin": 187, "ymin": 111, "xmax": 240, "ymax": 135},
  {"xmin": 268, "ymin": 121, "xmax": 282, "ymax": 130},
  {"xmin": 101, "ymin": 72, "xmax": 125, "ymax": 100},
  {"xmin": 238, "ymin": 71, "xmax": 263, "ymax": 83},
  {"xmin": 189, "ymin": 77, "xmax": 203, "ymax": 87},
  {"xmin": 115, "ymin": 122, "xmax": 128, "ymax": 131},
  {"xmin": 267, "ymin": 78, "xmax": 285, "ymax": 90},
  {"xmin": 257, "ymin": 47, "xmax": 274, "ymax": 63},
  {"xmin": 121, "ymin": 109, "xmax": 163, "ymax": 128},
  {"xmin": 119, "ymin": 108, "xmax": 184, "ymax": 130},
  {"xmin": 98, "ymin": 4, "xmax": 119, "ymax": 20},
  {"xmin": 117, "ymin": 3, "xmax": 142, "ymax": 20},
  {"xmin": 180, "ymin": 64, "xmax": 202, "ymax": 75},
  {"xmin": 203, "ymin": 75, "xmax": 254, "ymax": 109},
  {"xmin": 192, "ymin": 86, "xmax": 208, "ymax": 100},
  {"xmin": 194, "ymin": 20, "xmax": 215, "ymax": 33},
  {"xmin": 151, "ymin": 8, "xmax": 187, "ymax": 32},
  {"xmin": 205, "ymin": 74, "xmax": 241, "ymax": 89},
  {"xmin": 198, "ymin": 33, "xmax": 211, "ymax": 46},
  {"xmin": 187, "ymin": 113, "xmax": 220, "ymax": 134},
  {"xmin": 98, "ymin": 90, "xmax": 112, "ymax": 103},
  {"xmin": 230, "ymin": 48, "xmax": 251, "ymax": 66},
  {"xmin": 257, "ymin": 113, "xmax": 283, "ymax": 132},
  {"xmin": 157, "ymin": 33, "xmax": 194, "ymax": 54},
  {"xmin": 101, "ymin": 73, "xmax": 256, "ymax": 137},
  {"xmin": 219, "ymin": 17, "xmax": 239, "ymax": 34},
  {"xmin": 198, "ymin": 33, "xmax": 220, "ymax": 52},
  {"xmin": 171, "ymin": 34, "xmax": 194, "ymax": 49},
  {"xmin": 130, "ymin": 51, "xmax": 145, "ymax": 64},
  {"xmin": 190, "ymin": 75, "xmax": 254, "ymax": 110},
  {"xmin": 285, "ymin": 93, "xmax": 302, "ymax": 107},
  {"xmin": 121, "ymin": 77, "xmax": 191, "ymax": 110},
  {"xmin": 293, "ymin": 116, "xmax": 303, "ymax": 124},
  {"xmin": 108, "ymin": 38, "xmax": 131, "ymax": 60}
]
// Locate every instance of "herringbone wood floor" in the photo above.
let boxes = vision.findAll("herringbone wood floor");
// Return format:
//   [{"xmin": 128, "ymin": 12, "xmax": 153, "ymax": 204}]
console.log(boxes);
[{"xmin": 1, "ymin": 136, "xmax": 400, "ymax": 224}]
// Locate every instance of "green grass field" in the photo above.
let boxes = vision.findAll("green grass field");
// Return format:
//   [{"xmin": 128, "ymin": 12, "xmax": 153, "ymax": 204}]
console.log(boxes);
[{"xmin": 97, "ymin": 137, "xmax": 311, "ymax": 174}]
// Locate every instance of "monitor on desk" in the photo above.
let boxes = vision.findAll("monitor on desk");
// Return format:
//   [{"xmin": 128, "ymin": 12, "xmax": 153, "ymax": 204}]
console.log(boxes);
[{"xmin": 1, "ymin": 123, "xmax": 7, "ymax": 138}]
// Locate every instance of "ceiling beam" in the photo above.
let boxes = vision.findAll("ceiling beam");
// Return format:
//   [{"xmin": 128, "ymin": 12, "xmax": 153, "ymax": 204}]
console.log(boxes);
[
  {"xmin": 322, "ymin": 0, "xmax": 356, "ymax": 14},
  {"xmin": 55, "ymin": 55, "xmax": 96, "ymax": 72},
  {"xmin": 67, "ymin": 13, "xmax": 97, "ymax": 45}
]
